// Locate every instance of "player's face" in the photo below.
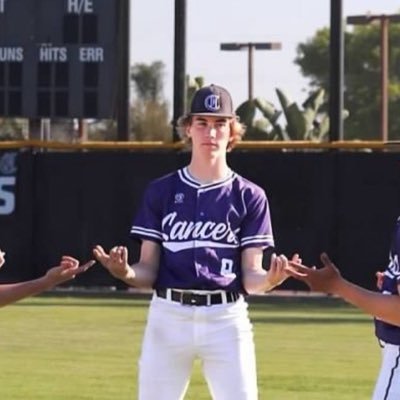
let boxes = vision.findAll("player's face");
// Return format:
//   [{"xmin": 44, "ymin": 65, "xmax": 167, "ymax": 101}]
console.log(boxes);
[{"xmin": 188, "ymin": 116, "xmax": 232, "ymax": 157}]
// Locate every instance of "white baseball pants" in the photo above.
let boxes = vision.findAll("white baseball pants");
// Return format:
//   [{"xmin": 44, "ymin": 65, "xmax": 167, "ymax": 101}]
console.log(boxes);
[
  {"xmin": 138, "ymin": 293, "xmax": 258, "ymax": 400},
  {"xmin": 372, "ymin": 341, "xmax": 400, "ymax": 400}
]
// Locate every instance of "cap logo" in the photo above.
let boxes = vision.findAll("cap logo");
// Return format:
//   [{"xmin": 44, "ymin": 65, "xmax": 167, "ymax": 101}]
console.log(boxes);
[{"xmin": 204, "ymin": 94, "xmax": 221, "ymax": 112}]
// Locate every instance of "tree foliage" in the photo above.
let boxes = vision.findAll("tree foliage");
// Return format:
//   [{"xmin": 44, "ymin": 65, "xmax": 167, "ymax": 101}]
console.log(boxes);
[
  {"xmin": 130, "ymin": 61, "xmax": 165, "ymax": 103},
  {"xmin": 84, "ymin": 61, "xmax": 172, "ymax": 142},
  {"xmin": 295, "ymin": 23, "xmax": 400, "ymax": 140},
  {"xmin": 236, "ymin": 88, "xmax": 336, "ymax": 141},
  {"xmin": 130, "ymin": 100, "xmax": 170, "ymax": 141},
  {"xmin": 0, "ymin": 119, "xmax": 27, "ymax": 140},
  {"xmin": 130, "ymin": 61, "xmax": 171, "ymax": 141}
]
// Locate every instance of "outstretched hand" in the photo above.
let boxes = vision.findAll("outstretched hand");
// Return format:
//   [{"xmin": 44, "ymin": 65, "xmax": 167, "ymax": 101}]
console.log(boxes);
[
  {"xmin": 285, "ymin": 252, "xmax": 342, "ymax": 294},
  {"xmin": 45, "ymin": 256, "xmax": 95, "ymax": 287},
  {"xmin": 266, "ymin": 253, "xmax": 302, "ymax": 289},
  {"xmin": 93, "ymin": 245, "xmax": 131, "ymax": 280}
]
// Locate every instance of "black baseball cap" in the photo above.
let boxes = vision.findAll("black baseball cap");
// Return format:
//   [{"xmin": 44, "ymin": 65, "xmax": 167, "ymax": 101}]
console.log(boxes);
[{"xmin": 190, "ymin": 84, "xmax": 235, "ymax": 118}]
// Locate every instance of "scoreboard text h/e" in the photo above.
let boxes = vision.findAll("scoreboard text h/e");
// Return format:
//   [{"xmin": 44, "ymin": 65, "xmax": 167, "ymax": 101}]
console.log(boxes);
[{"xmin": 0, "ymin": 0, "xmax": 118, "ymax": 118}]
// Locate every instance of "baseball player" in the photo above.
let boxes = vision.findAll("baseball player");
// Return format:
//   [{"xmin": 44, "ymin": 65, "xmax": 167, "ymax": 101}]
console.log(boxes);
[
  {"xmin": 94, "ymin": 84, "xmax": 295, "ymax": 400},
  {"xmin": 371, "ymin": 217, "xmax": 400, "ymax": 400},
  {"xmin": 0, "ymin": 249, "xmax": 94, "ymax": 306},
  {"xmin": 287, "ymin": 239, "xmax": 400, "ymax": 399}
]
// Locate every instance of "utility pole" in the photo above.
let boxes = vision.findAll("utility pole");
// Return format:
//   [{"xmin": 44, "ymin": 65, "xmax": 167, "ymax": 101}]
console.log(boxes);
[
  {"xmin": 172, "ymin": 0, "xmax": 187, "ymax": 142},
  {"xmin": 347, "ymin": 14, "xmax": 400, "ymax": 141},
  {"xmin": 117, "ymin": 0, "xmax": 131, "ymax": 141},
  {"xmin": 329, "ymin": 0, "xmax": 344, "ymax": 141}
]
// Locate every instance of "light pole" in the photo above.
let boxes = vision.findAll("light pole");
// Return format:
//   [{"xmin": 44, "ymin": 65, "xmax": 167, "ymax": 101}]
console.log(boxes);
[
  {"xmin": 330, "ymin": 0, "xmax": 344, "ymax": 141},
  {"xmin": 220, "ymin": 42, "xmax": 281, "ymax": 101},
  {"xmin": 173, "ymin": 0, "xmax": 187, "ymax": 142},
  {"xmin": 347, "ymin": 14, "xmax": 400, "ymax": 141}
]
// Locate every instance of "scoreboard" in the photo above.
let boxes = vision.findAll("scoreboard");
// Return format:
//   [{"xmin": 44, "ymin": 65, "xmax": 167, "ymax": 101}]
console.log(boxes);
[{"xmin": 0, "ymin": 0, "xmax": 119, "ymax": 118}]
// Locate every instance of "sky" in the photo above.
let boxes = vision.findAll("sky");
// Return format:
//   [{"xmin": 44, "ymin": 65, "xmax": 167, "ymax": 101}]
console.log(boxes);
[{"xmin": 131, "ymin": 0, "xmax": 400, "ymax": 113}]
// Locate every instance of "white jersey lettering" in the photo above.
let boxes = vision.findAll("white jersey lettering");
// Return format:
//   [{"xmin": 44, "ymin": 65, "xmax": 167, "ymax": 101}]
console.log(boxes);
[{"xmin": 162, "ymin": 211, "xmax": 238, "ymax": 244}]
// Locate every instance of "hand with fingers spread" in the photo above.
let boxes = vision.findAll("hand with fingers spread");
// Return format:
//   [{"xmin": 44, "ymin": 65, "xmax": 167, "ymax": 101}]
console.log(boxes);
[
  {"xmin": 265, "ymin": 253, "xmax": 289, "ymax": 288},
  {"xmin": 44, "ymin": 256, "xmax": 95, "ymax": 287},
  {"xmin": 0, "ymin": 254, "xmax": 94, "ymax": 307},
  {"xmin": 286, "ymin": 252, "xmax": 342, "ymax": 294},
  {"xmin": 93, "ymin": 245, "xmax": 133, "ymax": 281},
  {"xmin": 265, "ymin": 253, "xmax": 302, "ymax": 289}
]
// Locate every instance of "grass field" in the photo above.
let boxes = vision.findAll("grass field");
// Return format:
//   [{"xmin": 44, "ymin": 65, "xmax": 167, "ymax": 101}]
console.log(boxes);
[{"xmin": 0, "ymin": 295, "xmax": 380, "ymax": 399}]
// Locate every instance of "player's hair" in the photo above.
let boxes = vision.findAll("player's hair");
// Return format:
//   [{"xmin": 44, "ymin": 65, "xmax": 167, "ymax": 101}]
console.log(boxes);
[{"xmin": 176, "ymin": 115, "xmax": 246, "ymax": 151}]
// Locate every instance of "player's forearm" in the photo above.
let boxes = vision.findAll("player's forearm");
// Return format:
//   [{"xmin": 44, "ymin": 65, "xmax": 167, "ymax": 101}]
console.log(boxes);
[
  {"xmin": 0, "ymin": 276, "xmax": 52, "ymax": 307},
  {"xmin": 243, "ymin": 270, "xmax": 276, "ymax": 294},
  {"xmin": 335, "ymin": 279, "xmax": 400, "ymax": 326},
  {"xmin": 116, "ymin": 263, "xmax": 157, "ymax": 289}
]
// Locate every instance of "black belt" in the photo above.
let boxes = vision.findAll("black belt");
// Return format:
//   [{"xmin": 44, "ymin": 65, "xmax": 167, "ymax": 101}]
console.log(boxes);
[{"xmin": 156, "ymin": 289, "xmax": 240, "ymax": 306}]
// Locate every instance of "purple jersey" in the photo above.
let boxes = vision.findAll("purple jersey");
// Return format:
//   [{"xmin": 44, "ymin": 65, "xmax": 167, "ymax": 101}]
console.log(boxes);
[
  {"xmin": 375, "ymin": 217, "xmax": 400, "ymax": 345},
  {"xmin": 130, "ymin": 167, "xmax": 274, "ymax": 292}
]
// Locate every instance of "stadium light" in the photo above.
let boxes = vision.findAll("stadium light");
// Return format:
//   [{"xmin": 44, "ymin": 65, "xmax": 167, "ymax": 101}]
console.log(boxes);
[{"xmin": 220, "ymin": 42, "xmax": 282, "ymax": 100}]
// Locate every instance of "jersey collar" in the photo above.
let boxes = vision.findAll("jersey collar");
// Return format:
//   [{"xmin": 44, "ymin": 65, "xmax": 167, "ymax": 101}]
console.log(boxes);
[{"xmin": 178, "ymin": 167, "xmax": 235, "ymax": 190}]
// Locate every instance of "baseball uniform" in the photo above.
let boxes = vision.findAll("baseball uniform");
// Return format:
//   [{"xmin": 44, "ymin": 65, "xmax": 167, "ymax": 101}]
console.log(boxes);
[
  {"xmin": 130, "ymin": 166, "xmax": 274, "ymax": 400},
  {"xmin": 373, "ymin": 217, "xmax": 400, "ymax": 400}
]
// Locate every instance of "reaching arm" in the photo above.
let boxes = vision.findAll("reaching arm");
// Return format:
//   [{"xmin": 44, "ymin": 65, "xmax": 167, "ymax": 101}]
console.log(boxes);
[
  {"xmin": 0, "ymin": 255, "xmax": 94, "ymax": 307},
  {"xmin": 242, "ymin": 248, "xmax": 296, "ymax": 294},
  {"xmin": 93, "ymin": 241, "xmax": 159, "ymax": 289},
  {"xmin": 335, "ymin": 279, "xmax": 400, "ymax": 326},
  {"xmin": 286, "ymin": 253, "xmax": 400, "ymax": 327}
]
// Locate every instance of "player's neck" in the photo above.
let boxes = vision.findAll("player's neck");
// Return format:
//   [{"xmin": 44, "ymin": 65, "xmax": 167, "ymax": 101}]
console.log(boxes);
[{"xmin": 187, "ymin": 157, "xmax": 230, "ymax": 184}]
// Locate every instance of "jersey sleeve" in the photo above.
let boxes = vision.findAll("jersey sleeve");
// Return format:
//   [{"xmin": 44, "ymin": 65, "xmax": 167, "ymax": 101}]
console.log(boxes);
[
  {"xmin": 240, "ymin": 187, "xmax": 274, "ymax": 249},
  {"xmin": 129, "ymin": 182, "xmax": 163, "ymax": 243}
]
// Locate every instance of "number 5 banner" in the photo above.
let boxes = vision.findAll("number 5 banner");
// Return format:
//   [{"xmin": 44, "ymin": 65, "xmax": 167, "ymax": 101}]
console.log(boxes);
[{"xmin": 0, "ymin": 152, "xmax": 17, "ymax": 215}]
